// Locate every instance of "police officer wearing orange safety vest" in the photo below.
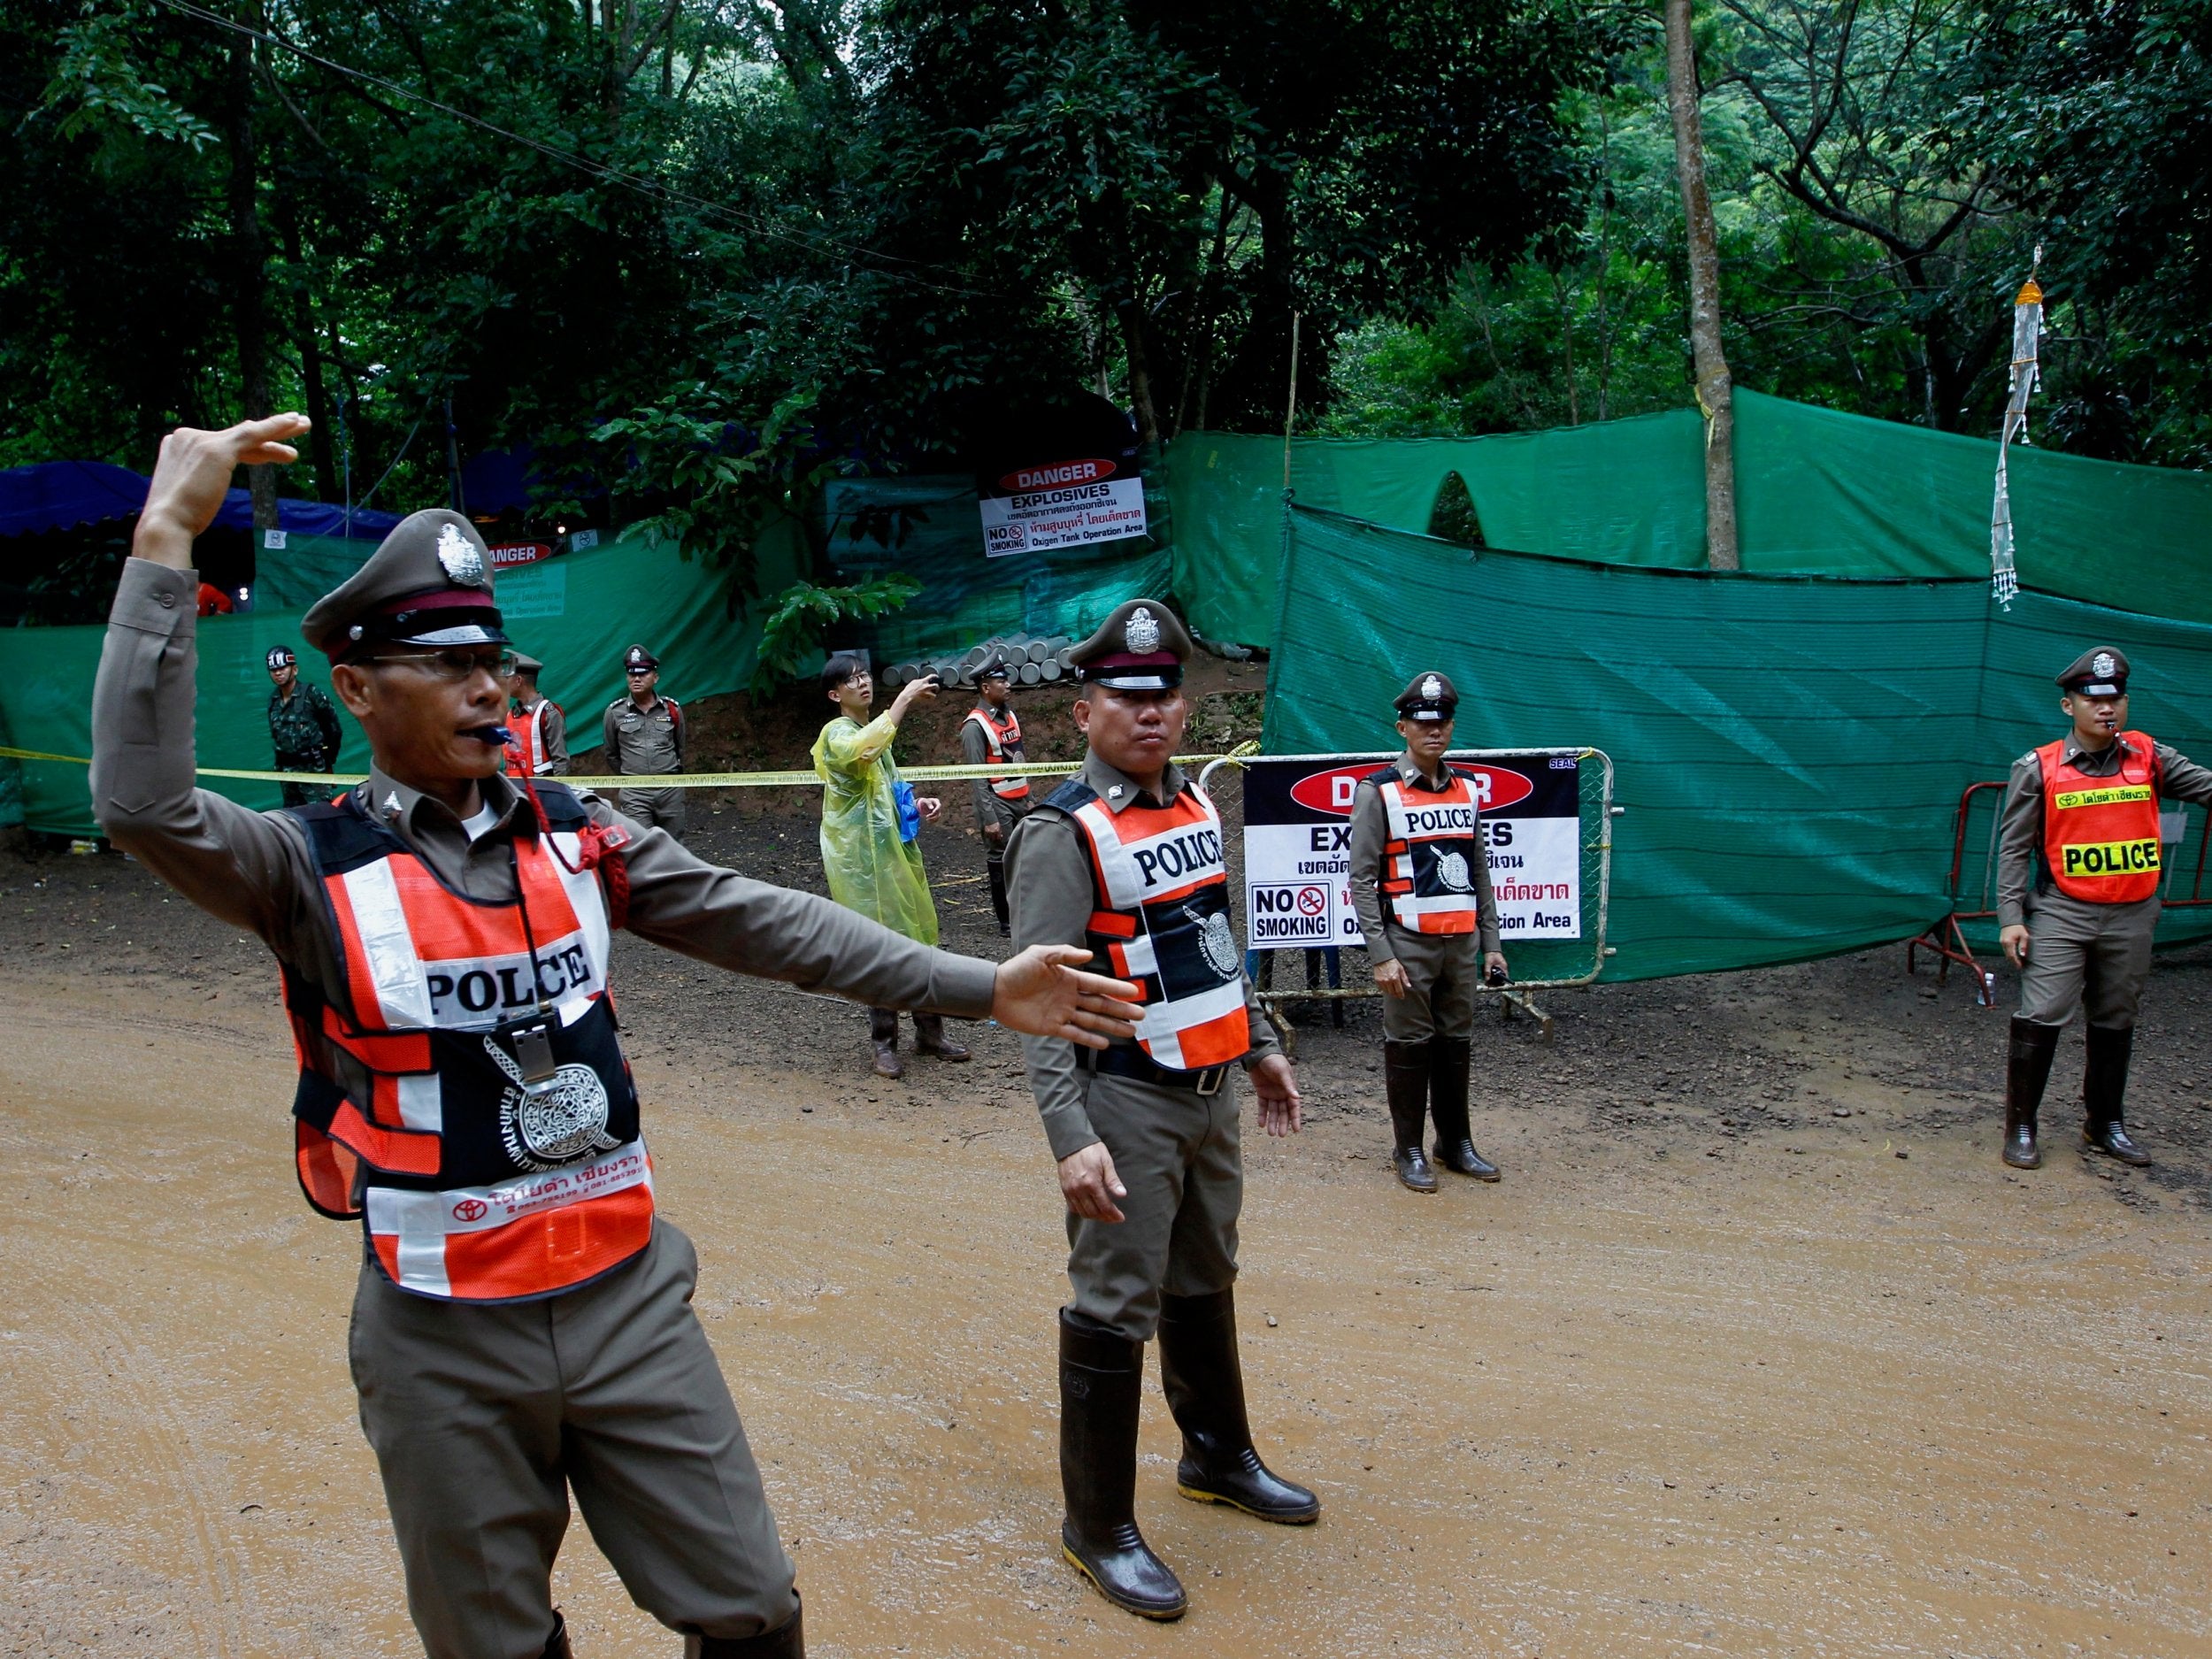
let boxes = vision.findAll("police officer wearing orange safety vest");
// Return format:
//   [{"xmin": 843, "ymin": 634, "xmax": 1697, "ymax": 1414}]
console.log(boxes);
[
  {"xmin": 961, "ymin": 649, "xmax": 1032, "ymax": 935},
  {"xmin": 503, "ymin": 651, "xmax": 570, "ymax": 779},
  {"xmin": 88, "ymin": 416, "xmax": 1147, "ymax": 1659},
  {"xmin": 1346, "ymin": 671, "xmax": 1508, "ymax": 1192},
  {"xmin": 1995, "ymin": 647, "xmax": 2212, "ymax": 1171},
  {"xmin": 1003, "ymin": 598, "xmax": 1317, "ymax": 1624}
]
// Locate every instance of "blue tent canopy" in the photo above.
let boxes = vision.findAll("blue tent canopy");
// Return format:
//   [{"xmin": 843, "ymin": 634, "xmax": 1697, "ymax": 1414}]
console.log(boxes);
[{"xmin": 0, "ymin": 459, "xmax": 402, "ymax": 540}]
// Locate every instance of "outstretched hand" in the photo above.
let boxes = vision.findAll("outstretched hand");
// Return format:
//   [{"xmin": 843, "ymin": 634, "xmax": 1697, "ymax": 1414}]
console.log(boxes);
[
  {"xmin": 134, "ymin": 414, "xmax": 311, "ymax": 568},
  {"xmin": 991, "ymin": 943, "xmax": 1143, "ymax": 1048}
]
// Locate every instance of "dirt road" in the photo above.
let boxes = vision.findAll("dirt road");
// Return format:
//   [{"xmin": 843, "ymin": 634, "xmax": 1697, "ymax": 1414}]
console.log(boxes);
[{"xmin": 4, "ymin": 830, "xmax": 2209, "ymax": 1658}]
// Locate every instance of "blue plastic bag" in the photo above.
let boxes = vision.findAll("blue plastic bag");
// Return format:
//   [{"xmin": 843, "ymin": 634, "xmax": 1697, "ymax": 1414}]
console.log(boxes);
[{"xmin": 893, "ymin": 779, "xmax": 922, "ymax": 842}]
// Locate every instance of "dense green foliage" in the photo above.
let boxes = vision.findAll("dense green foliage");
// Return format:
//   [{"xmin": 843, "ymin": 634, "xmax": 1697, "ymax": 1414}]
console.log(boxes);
[{"xmin": 3, "ymin": 0, "xmax": 2203, "ymax": 599}]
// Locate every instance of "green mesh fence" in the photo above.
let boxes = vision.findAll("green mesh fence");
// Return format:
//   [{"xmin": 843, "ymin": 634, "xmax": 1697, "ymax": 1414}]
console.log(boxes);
[
  {"xmin": 1263, "ymin": 503, "xmax": 2212, "ymax": 981},
  {"xmin": 1165, "ymin": 391, "xmax": 2212, "ymax": 646}
]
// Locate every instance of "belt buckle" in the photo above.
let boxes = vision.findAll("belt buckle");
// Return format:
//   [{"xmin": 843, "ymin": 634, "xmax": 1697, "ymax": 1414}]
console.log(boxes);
[{"xmin": 1194, "ymin": 1064, "xmax": 1225, "ymax": 1096}]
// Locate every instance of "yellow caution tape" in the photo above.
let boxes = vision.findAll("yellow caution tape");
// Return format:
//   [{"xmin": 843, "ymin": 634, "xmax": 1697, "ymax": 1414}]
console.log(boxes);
[{"xmin": 1, "ymin": 747, "xmax": 1233, "ymax": 789}]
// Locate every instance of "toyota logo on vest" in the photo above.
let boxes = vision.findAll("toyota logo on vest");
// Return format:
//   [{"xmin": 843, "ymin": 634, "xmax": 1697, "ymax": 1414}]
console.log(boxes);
[
  {"xmin": 1287, "ymin": 763, "xmax": 1533, "ymax": 816},
  {"xmin": 451, "ymin": 1197, "xmax": 490, "ymax": 1223}
]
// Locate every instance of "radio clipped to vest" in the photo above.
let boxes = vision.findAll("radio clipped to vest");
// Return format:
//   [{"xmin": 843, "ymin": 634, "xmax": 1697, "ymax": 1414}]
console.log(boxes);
[{"xmin": 280, "ymin": 783, "xmax": 653, "ymax": 1304}]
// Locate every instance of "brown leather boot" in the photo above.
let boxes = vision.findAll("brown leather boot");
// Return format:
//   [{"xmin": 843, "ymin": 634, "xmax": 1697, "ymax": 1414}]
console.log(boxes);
[
  {"xmin": 914, "ymin": 1011, "xmax": 971, "ymax": 1062},
  {"xmin": 2004, "ymin": 1015, "xmax": 2058, "ymax": 1169},
  {"xmin": 1384, "ymin": 1040, "xmax": 1437, "ymax": 1192},
  {"xmin": 870, "ymin": 1008, "xmax": 903, "ymax": 1079},
  {"xmin": 2082, "ymin": 1023, "xmax": 2150, "ymax": 1166}
]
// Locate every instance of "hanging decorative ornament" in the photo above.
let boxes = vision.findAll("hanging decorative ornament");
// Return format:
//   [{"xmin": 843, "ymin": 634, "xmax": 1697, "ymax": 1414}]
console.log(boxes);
[{"xmin": 1989, "ymin": 251, "xmax": 2045, "ymax": 611}]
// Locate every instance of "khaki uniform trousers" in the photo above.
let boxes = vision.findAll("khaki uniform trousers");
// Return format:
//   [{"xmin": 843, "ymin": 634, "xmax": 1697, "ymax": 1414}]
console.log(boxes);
[
  {"xmin": 1378, "ymin": 923, "xmax": 1482, "ymax": 1042},
  {"xmin": 2018, "ymin": 890, "xmax": 2159, "ymax": 1029},
  {"xmin": 1065, "ymin": 1070, "xmax": 1243, "ymax": 1343},
  {"xmin": 618, "ymin": 784, "xmax": 688, "ymax": 841},
  {"xmin": 349, "ymin": 1222, "xmax": 795, "ymax": 1659}
]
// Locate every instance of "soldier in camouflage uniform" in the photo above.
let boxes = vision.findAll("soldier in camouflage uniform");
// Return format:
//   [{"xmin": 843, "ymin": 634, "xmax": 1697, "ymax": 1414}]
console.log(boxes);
[{"xmin": 265, "ymin": 644, "xmax": 344, "ymax": 808}]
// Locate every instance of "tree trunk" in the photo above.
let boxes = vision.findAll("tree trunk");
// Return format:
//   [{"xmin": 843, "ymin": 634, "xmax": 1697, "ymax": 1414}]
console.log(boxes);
[
  {"xmin": 276, "ymin": 184, "xmax": 337, "ymax": 500},
  {"xmin": 1663, "ymin": 0, "xmax": 1739, "ymax": 571},
  {"xmin": 227, "ymin": 31, "xmax": 278, "ymax": 536}
]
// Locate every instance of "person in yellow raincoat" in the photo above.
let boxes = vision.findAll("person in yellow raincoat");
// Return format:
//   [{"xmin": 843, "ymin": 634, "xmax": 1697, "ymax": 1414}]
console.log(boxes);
[{"xmin": 814, "ymin": 652, "xmax": 975, "ymax": 1078}]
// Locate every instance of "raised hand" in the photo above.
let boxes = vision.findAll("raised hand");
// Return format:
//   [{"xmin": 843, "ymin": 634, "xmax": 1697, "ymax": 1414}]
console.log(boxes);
[
  {"xmin": 991, "ymin": 943, "xmax": 1142, "ymax": 1048},
  {"xmin": 134, "ymin": 415, "xmax": 311, "ymax": 568}
]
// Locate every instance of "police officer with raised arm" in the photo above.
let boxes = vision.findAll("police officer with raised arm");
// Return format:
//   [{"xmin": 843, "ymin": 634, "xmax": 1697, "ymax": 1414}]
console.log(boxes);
[
  {"xmin": 1345, "ymin": 672, "xmax": 1506, "ymax": 1192},
  {"xmin": 1995, "ymin": 646, "xmax": 2212, "ymax": 1170},
  {"xmin": 1003, "ymin": 598, "xmax": 1317, "ymax": 1624},
  {"xmin": 89, "ymin": 415, "xmax": 1146, "ymax": 1659},
  {"xmin": 960, "ymin": 649, "xmax": 1032, "ymax": 935}
]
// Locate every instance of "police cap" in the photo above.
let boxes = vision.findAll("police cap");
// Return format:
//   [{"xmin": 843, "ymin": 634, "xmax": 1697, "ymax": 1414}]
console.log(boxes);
[
  {"xmin": 2056, "ymin": 647, "xmax": 2130, "ymax": 699},
  {"xmin": 1394, "ymin": 670, "xmax": 1460, "ymax": 723},
  {"xmin": 511, "ymin": 652, "xmax": 544, "ymax": 678},
  {"xmin": 1068, "ymin": 600, "xmax": 1192, "ymax": 691},
  {"xmin": 301, "ymin": 510, "xmax": 504, "ymax": 659},
  {"xmin": 977, "ymin": 649, "xmax": 1013, "ymax": 683},
  {"xmin": 623, "ymin": 644, "xmax": 659, "ymax": 674}
]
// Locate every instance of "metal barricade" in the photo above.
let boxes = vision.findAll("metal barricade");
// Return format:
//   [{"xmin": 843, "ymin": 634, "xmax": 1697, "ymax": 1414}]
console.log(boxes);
[
  {"xmin": 1201, "ymin": 748, "xmax": 1619, "ymax": 1051},
  {"xmin": 1909, "ymin": 780, "xmax": 2210, "ymax": 1002}
]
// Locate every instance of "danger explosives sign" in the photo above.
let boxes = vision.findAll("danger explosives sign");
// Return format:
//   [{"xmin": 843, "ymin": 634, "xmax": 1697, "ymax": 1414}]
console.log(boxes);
[
  {"xmin": 979, "ymin": 455, "xmax": 1148, "ymax": 557},
  {"xmin": 1240, "ymin": 754, "xmax": 1582, "ymax": 950}
]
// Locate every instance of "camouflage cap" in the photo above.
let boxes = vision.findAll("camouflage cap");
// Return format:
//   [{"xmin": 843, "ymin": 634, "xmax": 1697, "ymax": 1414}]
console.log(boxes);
[
  {"xmin": 1068, "ymin": 599, "xmax": 1193, "ymax": 690},
  {"xmin": 301, "ymin": 510, "xmax": 504, "ymax": 658}
]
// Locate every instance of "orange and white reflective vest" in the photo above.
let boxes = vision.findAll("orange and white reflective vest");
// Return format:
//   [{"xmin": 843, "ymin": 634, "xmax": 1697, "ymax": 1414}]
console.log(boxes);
[
  {"xmin": 1051, "ymin": 775, "xmax": 1250, "ymax": 1071},
  {"xmin": 2038, "ymin": 730, "xmax": 2163, "ymax": 903},
  {"xmin": 1373, "ymin": 769, "xmax": 1484, "ymax": 934},
  {"xmin": 964, "ymin": 704, "xmax": 1032, "ymax": 800},
  {"xmin": 503, "ymin": 699, "xmax": 563, "ymax": 780},
  {"xmin": 280, "ymin": 784, "xmax": 649, "ymax": 1302}
]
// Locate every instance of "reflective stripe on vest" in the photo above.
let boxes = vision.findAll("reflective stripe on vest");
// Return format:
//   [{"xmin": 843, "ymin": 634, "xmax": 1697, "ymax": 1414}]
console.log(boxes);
[
  {"xmin": 282, "ymin": 788, "xmax": 649, "ymax": 1303},
  {"xmin": 964, "ymin": 706, "xmax": 1032, "ymax": 799},
  {"xmin": 2038, "ymin": 731, "xmax": 2162, "ymax": 903},
  {"xmin": 1378, "ymin": 774, "xmax": 1484, "ymax": 934},
  {"xmin": 1057, "ymin": 778, "xmax": 1249, "ymax": 1071},
  {"xmin": 504, "ymin": 701, "xmax": 561, "ymax": 779}
]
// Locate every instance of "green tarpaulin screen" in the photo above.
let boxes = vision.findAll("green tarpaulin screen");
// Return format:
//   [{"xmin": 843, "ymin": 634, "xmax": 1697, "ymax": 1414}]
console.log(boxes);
[
  {"xmin": 1263, "ymin": 504, "xmax": 2212, "ymax": 982},
  {"xmin": 1167, "ymin": 390, "xmax": 2212, "ymax": 645},
  {"xmin": 0, "ymin": 522, "xmax": 803, "ymax": 837}
]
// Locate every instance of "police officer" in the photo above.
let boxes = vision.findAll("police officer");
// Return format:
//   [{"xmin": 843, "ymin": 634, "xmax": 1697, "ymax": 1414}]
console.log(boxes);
[
  {"xmin": 1345, "ymin": 672, "xmax": 1506, "ymax": 1193},
  {"xmin": 504, "ymin": 650, "xmax": 569, "ymax": 777},
  {"xmin": 265, "ymin": 643, "xmax": 344, "ymax": 807},
  {"xmin": 604, "ymin": 643, "xmax": 687, "ymax": 838},
  {"xmin": 1004, "ymin": 598, "xmax": 1317, "ymax": 1623},
  {"xmin": 961, "ymin": 650, "xmax": 1032, "ymax": 936},
  {"xmin": 1995, "ymin": 647, "xmax": 2212, "ymax": 1170},
  {"xmin": 89, "ymin": 416, "xmax": 1146, "ymax": 1659}
]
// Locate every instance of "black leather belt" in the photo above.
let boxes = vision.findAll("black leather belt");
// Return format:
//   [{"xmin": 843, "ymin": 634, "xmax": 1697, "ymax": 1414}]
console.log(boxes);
[{"xmin": 1078, "ymin": 1045, "xmax": 1230, "ymax": 1094}]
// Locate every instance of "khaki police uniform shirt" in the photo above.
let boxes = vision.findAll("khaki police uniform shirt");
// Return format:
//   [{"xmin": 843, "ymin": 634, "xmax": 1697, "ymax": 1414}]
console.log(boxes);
[
  {"xmin": 1346, "ymin": 750, "xmax": 1502, "ymax": 958},
  {"xmin": 602, "ymin": 694, "xmax": 683, "ymax": 776},
  {"xmin": 1004, "ymin": 751, "xmax": 1280, "ymax": 1163},
  {"xmin": 1995, "ymin": 734, "xmax": 2212, "ymax": 927},
  {"xmin": 90, "ymin": 559, "xmax": 995, "ymax": 1024}
]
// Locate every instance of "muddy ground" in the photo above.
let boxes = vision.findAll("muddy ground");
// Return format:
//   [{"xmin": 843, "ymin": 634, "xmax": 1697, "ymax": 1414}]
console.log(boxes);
[{"xmin": 4, "ymin": 744, "xmax": 2211, "ymax": 1656}]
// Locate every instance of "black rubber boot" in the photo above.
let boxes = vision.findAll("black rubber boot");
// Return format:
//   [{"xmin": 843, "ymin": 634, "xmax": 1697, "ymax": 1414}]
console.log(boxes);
[
  {"xmin": 913, "ymin": 1011, "xmax": 971, "ymax": 1062},
  {"xmin": 1058, "ymin": 1312, "xmax": 1187, "ymax": 1620},
  {"xmin": 1157, "ymin": 1288, "xmax": 1320, "ymax": 1525},
  {"xmin": 543, "ymin": 1609, "xmax": 572, "ymax": 1659},
  {"xmin": 1384, "ymin": 1040, "xmax": 1438, "ymax": 1192},
  {"xmin": 2082, "ymin": 1023, "xmax": 2150, "ymax": 1166},
  {"xmin": 684, "ymin": 1595, "xmax": 803, "ymax": 1657},
  {"xmin": 1428, "ymin": 1035, "xmax": 1500, "ymax": 1180},
  {"xmin": 987, "ymin": 855, "xmax": 1011, "ymax": 937},
  {"xmin": 869, "ymin": 1008, "xmax": 902, "ymax": 1079},
  {"xmin": 2004, "ymin": 1016, "xmax": 2059, "ymax": 1169}
]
